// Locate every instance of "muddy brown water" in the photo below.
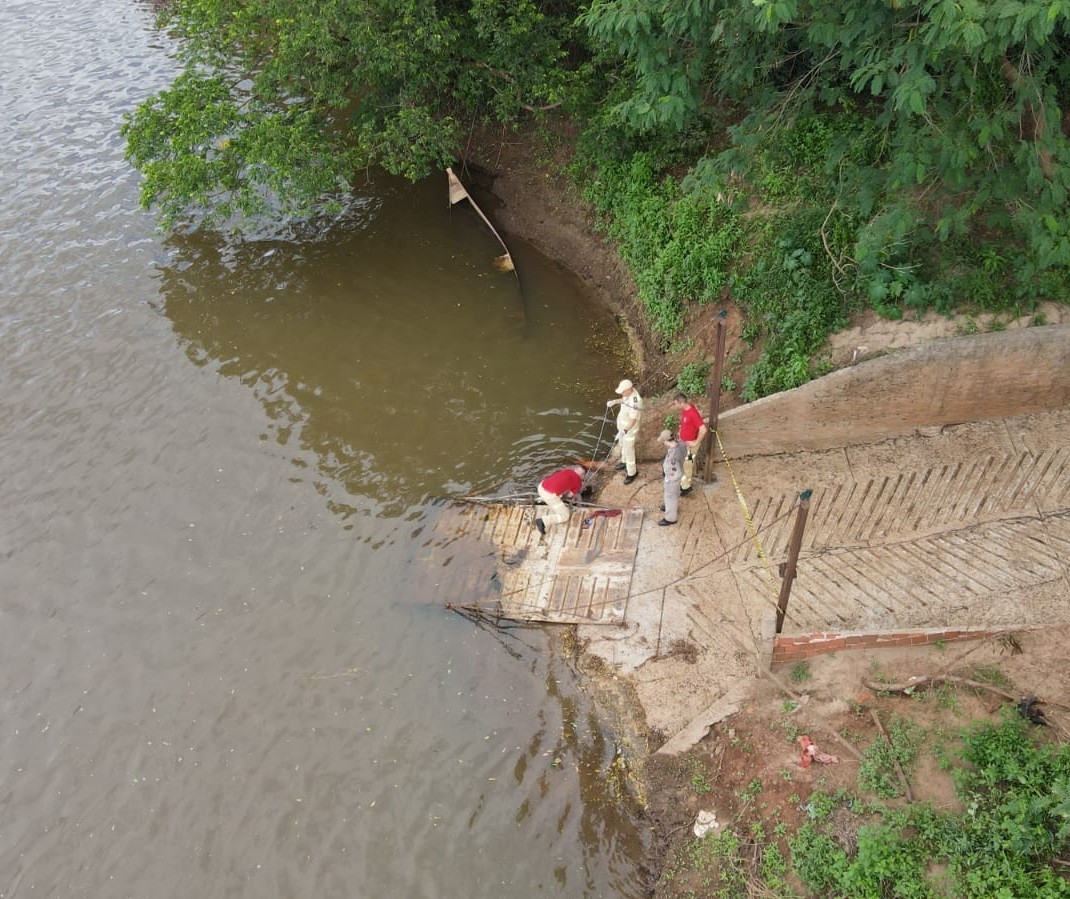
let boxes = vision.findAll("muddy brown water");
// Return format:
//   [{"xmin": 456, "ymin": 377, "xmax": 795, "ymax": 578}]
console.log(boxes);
[{"xmin": 0, "ymin": 2, "xmax": 649, "ymax": 896}]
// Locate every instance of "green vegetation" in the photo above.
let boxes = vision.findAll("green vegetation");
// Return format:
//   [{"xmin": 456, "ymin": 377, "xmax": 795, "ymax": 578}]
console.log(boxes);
[
  {"xmin": 687, "ymin": 757, "xmax": 713, "ymax": 796},
  {"xmin": 574, "ymin": 0, "xmax": 1070, "ymax": 395},
  {"xmin": 792, "ymin": 711, "xmax": 1070, "ymax": 897},
  {"xmin": 661, "ymin": 702, "xmax": 1070, "ymax": 899},
  {"xmin": 126, "ymin": 0, "xmax": 1070, "ymax": 397},
  {"xmin": 575, "ymin": 152, "xmax": 742, "ymax": 341},
  {"xmin": 122, "ymin": 0, "xmax": 591, "ymax": 227},
  {"xmin": 676, "ymin": 361, "xmax": 711, "ymax": 398},
  {"xmin": 857, "ymin": 715, "xmax": 923, "ymax": 799}
]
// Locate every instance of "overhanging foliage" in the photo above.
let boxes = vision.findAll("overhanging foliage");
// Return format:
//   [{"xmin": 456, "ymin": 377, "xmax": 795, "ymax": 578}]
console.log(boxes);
[
  {"xmin": 581, "ymin": 0, "xmax": 1070, "ymax": 275},
  {"xmin": 123, "ymin": 0, "xmax": 588, "ymax": 228}
]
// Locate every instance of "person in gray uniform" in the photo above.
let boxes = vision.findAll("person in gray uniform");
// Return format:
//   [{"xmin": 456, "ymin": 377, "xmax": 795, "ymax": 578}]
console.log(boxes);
[{"xmin": 658, "ymin": 429, "xmax": 687, "ymax": 526}]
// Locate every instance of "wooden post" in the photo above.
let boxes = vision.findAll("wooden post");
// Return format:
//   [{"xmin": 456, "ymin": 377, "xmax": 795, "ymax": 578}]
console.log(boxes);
[
  {"xmin": 701, "ymin": 311, "xmax": 727, "ymax": 481},
  {"xmin": 775, "ymin": 489, "xmax": 812, "ymax": 634}
]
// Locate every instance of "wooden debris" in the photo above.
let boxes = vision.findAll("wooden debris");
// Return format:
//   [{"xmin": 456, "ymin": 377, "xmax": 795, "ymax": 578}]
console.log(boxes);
[
  {"xmin": 869, "ymin": 709, "xmax": 914, "ymax": 802},
  {"xmin": 862, "ymin": 674, "xmax": 1070, "ymax": 713}
]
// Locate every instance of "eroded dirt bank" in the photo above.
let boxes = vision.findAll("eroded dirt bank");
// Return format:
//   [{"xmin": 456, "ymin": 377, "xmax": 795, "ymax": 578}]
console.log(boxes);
[
  {"xmin": 459, "ymin": 124, "xmax": 656, "ymax": 379},
  {"xmin": 459, "ymin": 123, "xmax": 1070, "ymax": 897}
]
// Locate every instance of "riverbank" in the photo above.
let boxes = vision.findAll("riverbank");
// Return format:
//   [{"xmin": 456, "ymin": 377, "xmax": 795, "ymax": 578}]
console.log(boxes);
[{"xmin": 462, "ymin": 120, "xmax": 1070, "ymax": 896}]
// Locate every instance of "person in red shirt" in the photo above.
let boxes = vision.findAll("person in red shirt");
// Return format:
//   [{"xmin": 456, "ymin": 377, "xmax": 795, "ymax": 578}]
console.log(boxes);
[
  {"xmin": 673, "ymin": 393, "xmax": 708, "ymax": 494},
  {"xmin": 533, "ymin": 464, "xmax": 586, "ymax": 535}
]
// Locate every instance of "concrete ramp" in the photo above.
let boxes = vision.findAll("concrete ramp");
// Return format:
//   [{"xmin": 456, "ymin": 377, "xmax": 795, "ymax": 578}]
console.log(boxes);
[
  {"xmin": 717, "ymin": 446, "xmax": 1070, "ymax": 632},
  {"xmin": 581, "ymin": 407, "xmax": 1070, "ymax": 741}
]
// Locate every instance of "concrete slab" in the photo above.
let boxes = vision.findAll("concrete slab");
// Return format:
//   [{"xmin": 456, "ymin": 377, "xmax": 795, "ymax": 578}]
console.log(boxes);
[{"xmin": 583, "ymin": 407, "xmax": 1070, "ymax": 741}]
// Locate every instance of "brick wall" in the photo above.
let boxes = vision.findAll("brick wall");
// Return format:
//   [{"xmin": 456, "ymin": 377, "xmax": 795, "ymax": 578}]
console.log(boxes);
[{"xmin": 771, "ymin": 626, "xmax": 1021, "ymax": 665}]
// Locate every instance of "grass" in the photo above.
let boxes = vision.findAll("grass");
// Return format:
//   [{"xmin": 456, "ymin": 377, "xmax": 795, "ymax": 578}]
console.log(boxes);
[
  {"xmin": 654, "ymin": 679, "xmax": 1070, "ymax": 899},
  {"xmin": 570, "ymin": 107, "xmax": 1070, "ymax": 403},
  {"xmin": 857, "ymin": 715, "xmax": 923, "ymax": 799},
  {"xmin": 792, "ymin": 711, "xmax": 1070, "ymax": 898}
]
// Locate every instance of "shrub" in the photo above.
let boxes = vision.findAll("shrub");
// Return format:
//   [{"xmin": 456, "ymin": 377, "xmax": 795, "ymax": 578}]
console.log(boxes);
[
  {"xmin": 676, "ymin": 361, "xmax": 710, "ymax": 397},
  {"xmin": 791, "ymin": 711, "xmax": 1070, "ymax": 898}
]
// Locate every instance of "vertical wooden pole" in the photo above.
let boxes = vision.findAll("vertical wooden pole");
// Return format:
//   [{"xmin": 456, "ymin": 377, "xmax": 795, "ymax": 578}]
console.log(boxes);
[
  {"xmin": 702, "ymin": 311, "xmax": 727, "ymax": 481},
  {"xmin": 776, "ymin": 489, "xmax": 812, "ymax": 634}
]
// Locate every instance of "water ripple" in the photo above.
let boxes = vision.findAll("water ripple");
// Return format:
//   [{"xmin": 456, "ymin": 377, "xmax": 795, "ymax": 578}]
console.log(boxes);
[{"xmin": 0, "ymin": 2, "xmax": 647, "ymax": 897}]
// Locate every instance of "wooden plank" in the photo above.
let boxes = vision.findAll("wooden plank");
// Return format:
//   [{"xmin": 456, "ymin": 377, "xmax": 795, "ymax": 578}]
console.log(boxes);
[{"xmin": 423, "ymin": 502, "xmax": 644, "ymax": 624}]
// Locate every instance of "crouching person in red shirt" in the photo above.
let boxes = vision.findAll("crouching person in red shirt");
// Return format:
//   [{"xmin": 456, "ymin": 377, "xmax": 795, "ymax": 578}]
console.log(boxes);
[{"xmin": 534, "ymin": 464, "xmax": 587, "ymax": 535}]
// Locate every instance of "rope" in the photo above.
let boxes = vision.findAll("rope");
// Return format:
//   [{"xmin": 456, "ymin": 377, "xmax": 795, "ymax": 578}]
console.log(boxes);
[
  {"xmin": 624, "ymin": 503, "xmax": 796, "ymax": 606},
  {"xmin": 582, "ymin": 407, "xmax": 617, "ymax": 487},
  {"xmin": 714, "ymin": 429, "xmax": 781, "ymax": 602}
]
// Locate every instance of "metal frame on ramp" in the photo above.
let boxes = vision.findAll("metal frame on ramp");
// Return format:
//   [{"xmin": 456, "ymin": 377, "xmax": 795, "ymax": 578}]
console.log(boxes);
[{"xmin": 425, "ymin": 503, "xmax": 644, "ymax": 624}]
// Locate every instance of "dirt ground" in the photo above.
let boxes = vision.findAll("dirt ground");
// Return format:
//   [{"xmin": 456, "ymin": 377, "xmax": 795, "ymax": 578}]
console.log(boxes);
[
  {"xmin": 644, "ymin": 627, "xmax": 1070, "ymax": 897},
  {"xmin": 461, "ymin": 121, "xmax": 1070, "ymax": 895}
]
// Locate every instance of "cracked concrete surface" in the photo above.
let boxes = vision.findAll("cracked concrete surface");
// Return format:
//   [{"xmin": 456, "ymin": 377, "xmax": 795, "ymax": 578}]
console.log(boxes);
[{"xmin": 582, "ymin": 379, "xmax": 1070, "ymax": 752}]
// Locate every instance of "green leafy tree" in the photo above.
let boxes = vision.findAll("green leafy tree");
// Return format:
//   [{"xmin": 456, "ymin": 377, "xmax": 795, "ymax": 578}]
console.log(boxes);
[
  {"xmin": 581, "ymin": 0, "xmax": 1070, "ymax": 275},
  {"xmin": 124, "ymin": 0, "xmax": 588, "ymax": 228}
]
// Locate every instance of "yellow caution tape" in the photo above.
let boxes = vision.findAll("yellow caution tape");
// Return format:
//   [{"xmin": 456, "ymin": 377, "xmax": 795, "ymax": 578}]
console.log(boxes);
[{"xmin": 714, "ymin": 429, "xmax": 780, "ymax": 599}]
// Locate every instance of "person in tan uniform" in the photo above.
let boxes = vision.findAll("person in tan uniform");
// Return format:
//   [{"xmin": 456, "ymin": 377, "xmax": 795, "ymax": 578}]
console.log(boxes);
[{"xmin": 606, "ymin": 379, "xmax": 642, "ymax": 485}]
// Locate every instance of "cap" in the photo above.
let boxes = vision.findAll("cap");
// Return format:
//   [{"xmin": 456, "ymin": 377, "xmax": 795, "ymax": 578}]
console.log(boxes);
[
  {"xmin": 658, "ymin": 429, "xmax": 675, "ymax": 443},
  {"xmin": 615, "ymin": 379, "xmax": 633, "ymax": 394}
]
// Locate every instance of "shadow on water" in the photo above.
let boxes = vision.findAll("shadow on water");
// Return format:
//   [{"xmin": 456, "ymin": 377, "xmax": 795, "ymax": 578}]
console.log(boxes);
[
  {"xmin": 154, "ymin": 174, "xmax": 629, "ymax": 523},
  {"xmin": 0, "ymin": 0, "xmax": 655, "ymax": 891},
  {"xmin": 149, "ymin": 173, "xmax": 652, "ymax": 896}
]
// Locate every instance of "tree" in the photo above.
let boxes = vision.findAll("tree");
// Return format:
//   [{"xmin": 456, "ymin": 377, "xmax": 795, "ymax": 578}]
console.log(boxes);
[
  {"xmin": 580, "ymin": 0, "xmax": 1070, "ymax": 275},
  {"xmin": 123, "ymin": 0, "xmax": 588, "ymax": 229}
]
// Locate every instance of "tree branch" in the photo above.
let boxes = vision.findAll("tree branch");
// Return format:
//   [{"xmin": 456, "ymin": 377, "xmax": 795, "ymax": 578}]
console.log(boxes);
[
  {"xmin": 1002, "ymin": 53, "xmax": 1054, "ymax": 179},
  {"xmin": 863, "ymin": 674, "xmax": 1070, "ymax": 713},
  {"xmin": 480, "ymin": 64, "xmax": 563, "ymax": 113},
  {"xmin": 870, "ymin": 708, "xmax": 914, "ymax": 802}
]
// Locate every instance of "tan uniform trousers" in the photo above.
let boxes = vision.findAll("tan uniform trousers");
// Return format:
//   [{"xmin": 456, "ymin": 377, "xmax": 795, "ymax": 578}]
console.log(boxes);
[
  {"xmin": 680, "ymin": 441, "xmax": 701, "ymax": 490},
  {"xmin": 537, "ymin": 484, "xmax": 572, "ymax": 526},
  {"xmin": 618, "ymin": 430, "xmax": 637, "ymax": 476}
]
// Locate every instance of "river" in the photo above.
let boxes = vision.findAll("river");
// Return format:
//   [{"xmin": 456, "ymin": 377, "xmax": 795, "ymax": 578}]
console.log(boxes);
[{"xmin": 0, "ymin": 1, "xmax": 649, "ymax": 897}]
